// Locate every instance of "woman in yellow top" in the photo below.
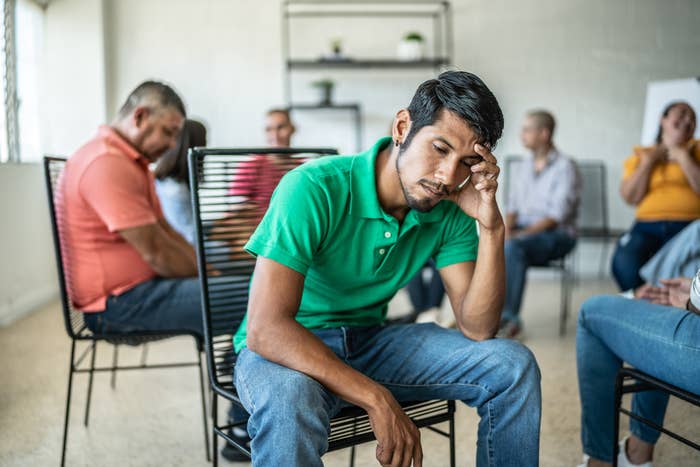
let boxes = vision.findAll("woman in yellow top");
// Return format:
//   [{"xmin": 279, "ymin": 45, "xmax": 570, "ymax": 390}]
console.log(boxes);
[{"xmin": 612, "ymin": 101, "xmax": 700, "ymax": 290}]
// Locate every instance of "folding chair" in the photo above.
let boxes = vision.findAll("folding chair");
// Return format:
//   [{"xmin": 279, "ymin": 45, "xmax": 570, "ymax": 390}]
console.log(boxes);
[
  {"xmin": 189, "ymin": 147, "xmax": 457, "ymax": 466},
  {"xmin": 613, "ymin": 367, "xmax": 700, "ymax": 466},
  {"xmin": 43, "ymin": 156, "xmax": 209, "ymax": 466}
]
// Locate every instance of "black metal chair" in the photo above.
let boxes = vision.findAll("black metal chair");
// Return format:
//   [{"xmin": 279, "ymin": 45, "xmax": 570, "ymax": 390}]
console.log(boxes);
[
  {"xmin": 613, "ymin": 367, "xmax": 700, "ymax": 466},
  {"xmin": 189, "ymin": 148, "xmax": 457, "ymax": 466},
  {"xmin": 502, "ymin": 155, "xmax": 577, "ymax": 335},
  {"xmin": 43, "ymin": 156, "xmax": 210, "ymax": 466},
  {"xmin": 574, "ymin": 161, "xmax": 626, "ymax": 277}
]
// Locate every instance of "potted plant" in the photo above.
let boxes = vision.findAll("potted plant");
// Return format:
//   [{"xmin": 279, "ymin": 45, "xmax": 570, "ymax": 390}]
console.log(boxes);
[
  {"xmin": 311, "ymin": 79, "xmax": 335, "ymax": 105},
  {"xmin": 397, "ymin": 31, "xmax": 425, "ymax": 61}
]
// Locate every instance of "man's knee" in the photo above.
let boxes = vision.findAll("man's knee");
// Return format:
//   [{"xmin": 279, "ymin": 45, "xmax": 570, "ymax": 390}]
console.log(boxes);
[
  {"xmin": 237, "ymin": 352, "xmax": 334, "ymax": 422},
  {"xmin": 475, "ymin": 339, "xmax": 541, "ymax": 390},
  {"xmin": 577, "ymin": 295, "xmax": 618, "ymax": 329}
]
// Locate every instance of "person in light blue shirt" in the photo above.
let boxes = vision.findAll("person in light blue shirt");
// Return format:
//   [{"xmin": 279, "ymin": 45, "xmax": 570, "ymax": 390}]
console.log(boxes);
[
  {"xmin": 154, "ymin": 119, "xmax": 207, "ymax": 245},
  {"xmin": 500, "ymin": 110, "xmax": 581, "ymax": 338}
]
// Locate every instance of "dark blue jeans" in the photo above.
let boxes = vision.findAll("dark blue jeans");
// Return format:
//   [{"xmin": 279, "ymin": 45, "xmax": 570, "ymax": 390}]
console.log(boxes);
[
  {"xmin": 611, "ymin": 220, "xmax": 691, "ymax": 291},
  {"xmin": 501, "ymin": 230, "xmax": 577, "ymax": 325},
  {"xmin": 406, "ymin": 259, "xmax": 445, "ymax": 312},
  {"xmin": 83, "ymin": 277, "xmax": 203, "ymax": 337}
]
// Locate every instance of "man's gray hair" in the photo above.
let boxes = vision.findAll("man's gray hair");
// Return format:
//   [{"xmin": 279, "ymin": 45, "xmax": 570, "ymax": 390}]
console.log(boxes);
[
  {"xmin": 117, "ymin": 80, "xmax": 186, "ymax": 120},
  {"xmin": 527, "ymin": 109, "xmax": 556, "ymax": 137}
]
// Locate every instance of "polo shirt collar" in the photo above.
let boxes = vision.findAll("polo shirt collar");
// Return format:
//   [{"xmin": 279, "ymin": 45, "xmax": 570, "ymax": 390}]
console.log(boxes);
[
  {"xmin": 98, "ymin": 125, "xmax": 150, "ymax": 168},
  {"xmin": 349, "ymin": 137, "xmax": 444, "ymax": 224}
]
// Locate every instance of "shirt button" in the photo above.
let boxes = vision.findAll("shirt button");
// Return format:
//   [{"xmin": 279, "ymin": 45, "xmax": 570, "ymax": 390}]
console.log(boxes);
[
  {"xmin": 384, "ymin": 231, "xmax": 391, "ymax": 238},
  {"xmin": 379, "ymin": 248, "xmax": 386, "ymax": 255}
]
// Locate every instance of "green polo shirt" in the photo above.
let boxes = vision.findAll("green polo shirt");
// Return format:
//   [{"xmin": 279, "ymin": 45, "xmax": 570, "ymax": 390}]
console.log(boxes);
[{"xmin": 233, "ymin": 137, "xmax": 479, "ymax": 352}]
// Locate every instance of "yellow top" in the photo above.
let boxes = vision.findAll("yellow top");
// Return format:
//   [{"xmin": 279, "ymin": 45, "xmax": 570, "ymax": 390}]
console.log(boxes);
[{"xmin": 622, "ymin": 139, "xmax": 700, "ymax": 221}]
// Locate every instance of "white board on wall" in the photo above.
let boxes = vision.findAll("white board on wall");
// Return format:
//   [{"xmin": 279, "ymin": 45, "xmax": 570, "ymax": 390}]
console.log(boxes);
[{"xmin": 641, "ymin": 77, "xmax": 700, "ymax": 146}]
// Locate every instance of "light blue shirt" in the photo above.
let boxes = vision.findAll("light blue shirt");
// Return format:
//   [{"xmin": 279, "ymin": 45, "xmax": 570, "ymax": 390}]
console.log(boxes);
[
  {"xmin": 155, "ymin": 178, "xmax": 195, "ymax": 245},
  {"xmin": 506, "ymin": 148, "xmax": 581, "ymax": 235}
]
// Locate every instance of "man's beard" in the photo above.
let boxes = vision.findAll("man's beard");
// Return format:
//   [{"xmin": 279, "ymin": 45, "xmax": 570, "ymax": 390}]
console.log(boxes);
[{"xmin": 396, "ymin": 153, "xmax": 438, "ymax": 213}]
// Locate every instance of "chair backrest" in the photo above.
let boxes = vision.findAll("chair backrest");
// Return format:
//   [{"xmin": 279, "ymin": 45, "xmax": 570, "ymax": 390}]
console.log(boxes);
[
  {"xmin": 189, "ymin": 147, "xmax": 338, "ymax": 390},
  {"xmin": 576, "ymin": 160, "xmax": 609, "ymax": 237},
  {"xmin": 43, "ymin": 156, "xmax": 90, "ymax": 340}
]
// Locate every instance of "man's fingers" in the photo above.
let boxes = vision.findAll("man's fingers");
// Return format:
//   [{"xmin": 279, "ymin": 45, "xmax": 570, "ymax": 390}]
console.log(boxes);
[
  {"xmin": 376, "ymin": 442, "xmax": 393, "ymax": 466},
  {"xmin": 413, "ymin": 436, "xmax": 423, "ymax": 467}
]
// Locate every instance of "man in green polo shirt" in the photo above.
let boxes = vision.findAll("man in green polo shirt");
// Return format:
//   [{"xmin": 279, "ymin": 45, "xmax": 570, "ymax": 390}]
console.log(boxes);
[{"xmin": 233, "ymin": 71, "xmax": 541, "ymax": 467}]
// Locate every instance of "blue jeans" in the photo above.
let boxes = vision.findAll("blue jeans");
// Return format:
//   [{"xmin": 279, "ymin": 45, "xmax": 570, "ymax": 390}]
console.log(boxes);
[
  {"xmin": 612, "ymin": 220, "xmax": 690, "ymax": 291},
  {"xmin": 576, "ymin": 295, "xmax": 700, "ymax": 462},
  {"xmin": 501, "ymin": 230, "xmax": 576, "ymax": 325},
  {"xmin": 640, "ymin": 220, "xmax": 700, "ymax": 285},
  {"xmin": 83, "ymin": 277, "xmax": 203, "ymax": 337},
  {"xmin": 234, "ymin": 323, "xmax": 541, "ymax": 466},
  {"xmin": 406, "ymin": 260, "xmax": 445, "ymax": 312}
]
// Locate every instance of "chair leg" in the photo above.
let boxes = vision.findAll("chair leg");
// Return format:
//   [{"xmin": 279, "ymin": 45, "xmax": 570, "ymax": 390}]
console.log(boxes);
[
  {"xmin": 140, "ymin": 343, "xmax": 149, "ymax": 366},
  {"xmin": 612, "ymin": 372, "xmax": 624, "ymax": 467},
  {"xmin": 84, "ymin": 341, "xmax": 97, "ymax": 427},
  {"xmin": 449, "ymin": 413, "xmax": 456, "ymax": 467},
  {"xmin": 61, "ymin": 340, "xmax": 77, "ymax": 467},
  {"xmin": 197, "ymin": 348, "xmax": 211, "ymax": 461},
  {"xmin": 110, "ymin": 344, "xmax": 119, "ymax": 389},
  {"xmin": 559, "ymin": 266, "xmax": 570, "ymax": 336},
  {"xmin": 348, "ymin": 445, "xmax": 356, "ymax": 467},
  {"xmin": 213, "ymin": 394, "xmax": 219, "ymax": 467}
]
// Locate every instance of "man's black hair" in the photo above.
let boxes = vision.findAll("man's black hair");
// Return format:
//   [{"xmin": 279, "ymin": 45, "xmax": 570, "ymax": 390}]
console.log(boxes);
[{"xmin": 403, "ymin": 71, "xmax": 504, "ymax": 149}]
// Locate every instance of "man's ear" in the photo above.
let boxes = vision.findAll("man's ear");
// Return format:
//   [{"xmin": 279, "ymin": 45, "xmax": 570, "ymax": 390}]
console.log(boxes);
[
  {"xmin": 393, "ymin": 109, "xmax": 412, "ymax": 144},
  {"xmin": 133, "ymin": 106, "xmax": 150, "ymax": 129}
]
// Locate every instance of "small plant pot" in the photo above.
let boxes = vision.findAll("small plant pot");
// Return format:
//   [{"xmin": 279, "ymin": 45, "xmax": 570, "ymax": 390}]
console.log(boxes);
[
  {"xmin": 313, "ymin": 83, "xmax": 334, "ymax": 105},
  {"xmin": 397, "ymin": 39, "xmax": 424, "ymax": 61}
]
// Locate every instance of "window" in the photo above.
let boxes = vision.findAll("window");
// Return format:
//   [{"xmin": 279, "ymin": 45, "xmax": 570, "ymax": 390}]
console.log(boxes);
[{"xmin": 1, "ymin": 0, "xmax": 45, "ymax": 163}]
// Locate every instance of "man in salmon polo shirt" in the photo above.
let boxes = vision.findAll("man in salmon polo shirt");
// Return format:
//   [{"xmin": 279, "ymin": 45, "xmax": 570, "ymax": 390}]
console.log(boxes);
[{"xmin": 58, "ymin": 81, "xmax": 202, "ymax": 337}]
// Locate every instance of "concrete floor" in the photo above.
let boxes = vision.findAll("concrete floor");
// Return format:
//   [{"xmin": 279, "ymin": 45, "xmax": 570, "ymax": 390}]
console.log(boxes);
[{"xmin": 1, "ymin": 277, "xmax": 698, "ymax": 466}]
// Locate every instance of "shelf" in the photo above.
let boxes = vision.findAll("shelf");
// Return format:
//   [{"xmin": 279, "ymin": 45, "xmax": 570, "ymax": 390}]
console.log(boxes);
[
  {"xmin": 288, "ymin": 58, "xmax": 449, "ymax": 70},
  {"xmin": 288, "ymin": 102, "xmax": 361, "ymax": 110}
]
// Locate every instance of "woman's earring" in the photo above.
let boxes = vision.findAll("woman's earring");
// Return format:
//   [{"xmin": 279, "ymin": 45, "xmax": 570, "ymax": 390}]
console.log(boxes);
[{"xmin": 394, "ymin": 139, "xmax": 400, "ymax": 147}]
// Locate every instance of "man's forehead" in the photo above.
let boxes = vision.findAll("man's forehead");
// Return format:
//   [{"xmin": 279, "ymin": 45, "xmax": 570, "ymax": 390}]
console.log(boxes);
[
  {"xmin": 420, "ymin": 111, "xmax": 478, "ymax": 147},
  {"xmin": 267, "ymin": 112, "xmax": 290, "ymax": 125}
]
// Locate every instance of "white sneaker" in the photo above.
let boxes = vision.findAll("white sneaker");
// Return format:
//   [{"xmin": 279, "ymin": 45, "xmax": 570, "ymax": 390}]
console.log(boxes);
[
  {"xmin": 415, "ymin": 307, "xmax": 440, "ymax": 324},
  {"xmin": 618, "ymin": 437, "xmax": 653, "ymax": 467},
  {"xmin": 575, "ymin": 453, "xmax": 589, "ymax": 467}
]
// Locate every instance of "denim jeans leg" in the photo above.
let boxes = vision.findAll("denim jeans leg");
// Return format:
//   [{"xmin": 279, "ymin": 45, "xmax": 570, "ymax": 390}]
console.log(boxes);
[
  {"xmin": 347, "ymin": 323, "xmax": 541, "ymax": 467},
  {"xmin": 84, "ymin": 277, "xmax": 203, "ymax": 337},
  {"xmin": 503, "ymin": 230, "xmax": 576, "ymax": 324},
  {"xmin": 234, "ymin": 348, "xmax": 342, "ymax": 467},
  {"xmin": 503, "ymin": 239, "xmax": 528, "ymax": 323},
  {"xmin": 576, "ymin": 295, "xmax": 700, "ymax": 462}
]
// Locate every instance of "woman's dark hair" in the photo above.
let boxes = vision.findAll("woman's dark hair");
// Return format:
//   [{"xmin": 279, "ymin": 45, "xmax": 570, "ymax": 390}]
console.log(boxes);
[
  {"xmin": 154, "ymin": 119, "xmax": 207, "ymax": 184},
  {"xmin": 403, "ymin": 70, "xmax": 504, "ymax": 149},
  {"xmin": 655, "ymin": 100, "xmax": 694, "ymax": 144}
]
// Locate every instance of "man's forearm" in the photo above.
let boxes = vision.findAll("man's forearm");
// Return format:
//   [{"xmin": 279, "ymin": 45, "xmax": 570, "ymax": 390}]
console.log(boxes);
[{"xmin": 457, "ymin": 225, "xmax": 505, "ymax": 340}]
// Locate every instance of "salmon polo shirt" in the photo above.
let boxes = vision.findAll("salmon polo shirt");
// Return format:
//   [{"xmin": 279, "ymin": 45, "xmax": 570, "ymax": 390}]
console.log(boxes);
[
  {"xmin": 57, "ymin": 125, "xmax": 163, "ymax": 311},
  {"xmin": 233, "ymin": 137, "xmax": 480, "ymax": 352}
]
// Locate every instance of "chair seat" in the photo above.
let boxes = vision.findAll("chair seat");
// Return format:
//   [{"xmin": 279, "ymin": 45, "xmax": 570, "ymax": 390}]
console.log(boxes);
[{"xmin": 216, "ymin": 381, "xmax": 454, "ymax": 451}]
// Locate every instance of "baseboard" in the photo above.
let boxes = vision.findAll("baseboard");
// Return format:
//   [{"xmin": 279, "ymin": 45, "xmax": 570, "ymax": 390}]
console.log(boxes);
[{"xmin": 0, "ymin": 284, "xmax": 59, "ymax": 327}]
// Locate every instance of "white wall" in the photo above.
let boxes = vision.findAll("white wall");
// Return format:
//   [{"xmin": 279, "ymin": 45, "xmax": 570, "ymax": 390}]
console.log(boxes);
[
  {"xmin": 0, "ymin": 163, "xmax": 57, "ymax": 326},
  {"xmin": 0, "ymin": 0, "xmax": 107, "ymax": 326}
]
